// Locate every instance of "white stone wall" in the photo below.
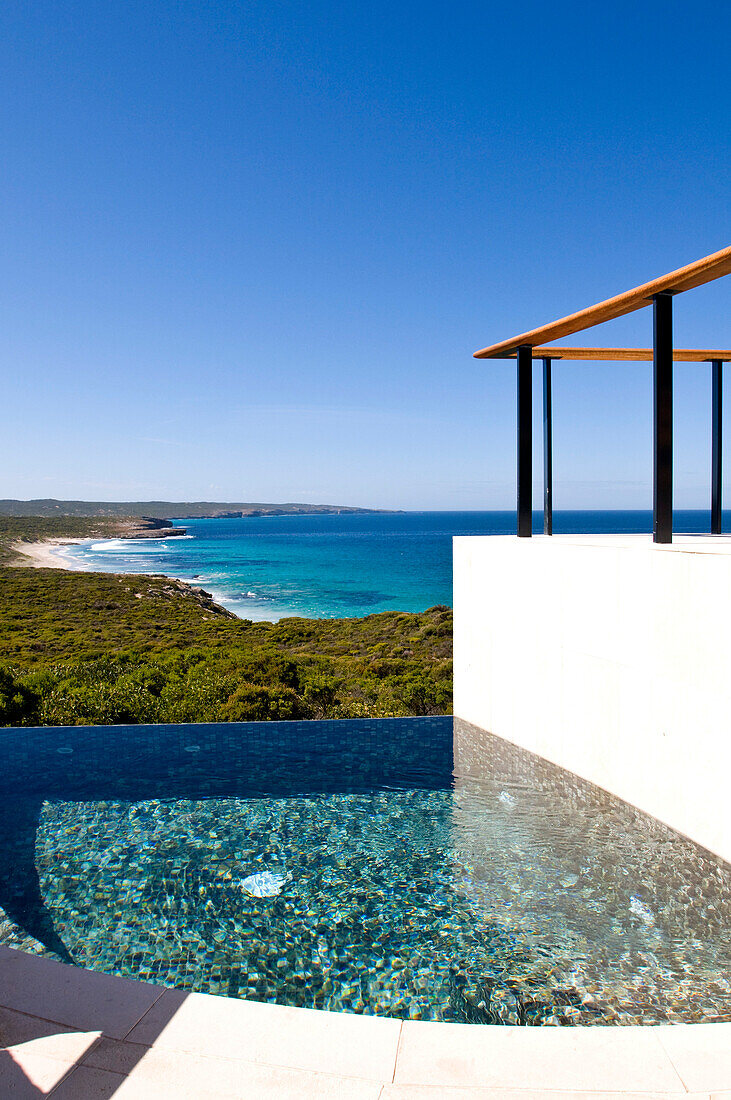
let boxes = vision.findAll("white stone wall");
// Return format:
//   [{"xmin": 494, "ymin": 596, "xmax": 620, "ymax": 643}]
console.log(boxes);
[{"xmin": 453, "ymin": 534, "xmax": 731, "ymax": 863}]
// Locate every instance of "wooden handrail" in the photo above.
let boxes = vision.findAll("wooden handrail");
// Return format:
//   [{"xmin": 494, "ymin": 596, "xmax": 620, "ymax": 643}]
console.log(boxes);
[
  {"xmin": 474, "ymin": 246, "xmax": 731, "ymax": 359},
  {"xmin": 497, "ymin": 347, "xmax": 731, "ymax": 362}
]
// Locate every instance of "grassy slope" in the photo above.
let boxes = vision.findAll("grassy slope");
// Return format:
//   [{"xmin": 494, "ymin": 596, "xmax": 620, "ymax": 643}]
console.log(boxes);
[{"xmin": 0, "ymin": 518, "xmax": 452, "ymax": 726}]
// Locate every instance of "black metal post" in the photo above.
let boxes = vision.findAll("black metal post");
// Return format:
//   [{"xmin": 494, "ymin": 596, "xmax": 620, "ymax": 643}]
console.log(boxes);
[
  {"xmin": 517, "ymin": 344, "xmax": 533, "ymax": 537},
  {"xmin": 653, "ymin": 293, "xmax": 673, "ymax": 544},
  {"xmin": 712, "ymin": 359, "xmax": 723, "ymax": 534},
  {"xmin": 543, "ymin": 357, "xmax": 553, "ymax": 535}
]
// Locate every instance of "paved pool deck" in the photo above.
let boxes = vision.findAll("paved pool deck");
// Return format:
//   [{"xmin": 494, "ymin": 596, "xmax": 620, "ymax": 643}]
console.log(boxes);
[{"xmin": 1, "ymin": 948, "xmax": 730, "ymax": 1099}]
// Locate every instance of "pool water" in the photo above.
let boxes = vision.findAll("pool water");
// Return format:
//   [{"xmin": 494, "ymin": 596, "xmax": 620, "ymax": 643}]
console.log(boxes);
[{"xmin": 1, "ymin": 717, "xmax": 729, "ymax": 1026}]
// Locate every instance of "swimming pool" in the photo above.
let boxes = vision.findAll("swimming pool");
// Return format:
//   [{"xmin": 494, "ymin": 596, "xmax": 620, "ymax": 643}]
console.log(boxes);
[{"xmin": 0, "ymin": 717, "xmax": 729, "ymax": 1026}]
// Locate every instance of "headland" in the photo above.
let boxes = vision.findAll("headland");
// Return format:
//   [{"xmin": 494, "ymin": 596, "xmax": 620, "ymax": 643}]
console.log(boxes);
[{"xmin": 0, "ymin": 499, "xmax": 393, "ymax": 520}]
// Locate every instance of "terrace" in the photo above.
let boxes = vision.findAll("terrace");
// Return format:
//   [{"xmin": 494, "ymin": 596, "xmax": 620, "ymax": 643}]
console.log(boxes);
[
  {"xmin": 457, "ymin": 247, "xmax": 731, "ymax": 856},
  {"xmin": 3, "ymin": 249, "xmax": 731, "ymax": 1099}
]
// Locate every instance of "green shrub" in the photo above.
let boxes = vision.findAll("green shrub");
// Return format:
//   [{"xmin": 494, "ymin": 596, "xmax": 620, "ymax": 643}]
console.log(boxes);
[{"xmin": 0, "ymin": 666, "xmax": 39, "ymax": 724}]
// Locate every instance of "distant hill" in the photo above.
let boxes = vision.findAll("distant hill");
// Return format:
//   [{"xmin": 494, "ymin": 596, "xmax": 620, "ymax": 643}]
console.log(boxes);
[{"xmin": 0, "ymin": 499, "xmax": 390, "ymax": 519}]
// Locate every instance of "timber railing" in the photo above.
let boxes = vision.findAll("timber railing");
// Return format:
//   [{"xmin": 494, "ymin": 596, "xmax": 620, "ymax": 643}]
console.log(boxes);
[{"xmin": 474, "ymin": 246, "xmax": 731, "ymax": 543}]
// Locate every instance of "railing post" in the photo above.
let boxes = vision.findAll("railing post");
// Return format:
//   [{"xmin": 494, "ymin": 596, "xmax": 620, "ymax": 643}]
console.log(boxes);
[
  {"xmin": 517, "ymin": 344, "xmax": 533, "ymax": 537},
  {"xmin": 653, "ymin": 292, "xmax": 673, "ymax": 544},
  {"xmin": 543, "ymin": 357, "xmax": 553, "ymax": 535},
  {"xmin": 712, "ymin": 359, "xmax": 723, "ymax": 534}
]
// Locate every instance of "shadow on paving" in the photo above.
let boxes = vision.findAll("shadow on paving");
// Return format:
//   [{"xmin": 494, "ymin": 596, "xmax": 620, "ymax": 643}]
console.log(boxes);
[{"xmin": 0, "ymin": 979, "xmax": 187, "ymax": 1098}]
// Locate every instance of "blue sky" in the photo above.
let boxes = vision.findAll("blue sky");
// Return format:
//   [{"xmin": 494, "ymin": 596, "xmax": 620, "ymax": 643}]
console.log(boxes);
[{"xmin": 1, "ymin": 0, "xmax": 729, "ymax": 509}]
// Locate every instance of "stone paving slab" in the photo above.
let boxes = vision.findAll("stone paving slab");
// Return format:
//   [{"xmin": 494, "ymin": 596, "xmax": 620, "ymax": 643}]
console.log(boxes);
[
  {"xmin": 382, "ymin": 1090, "xmax": 716, "ymax": 1100},
  {"xmin": 0, "ymin": 947, "xmax": 163, "ymax": 1040},
  {"xmin": 0, "ymin": 1003, "xmax": 79, "ymax": 1047},
  {"xmin": 0, "ymin": 948, "xmax": 730, "ymax": 1099},
  {"xmin": 657, "ymin": 1024, "xmax": 731, "ymax": 1093},
  {"xmin": 394, "ymin": 1019, "xmax": 688, "ymax": 1093},
  {"xmin": 126, "ymin": 986, "xmax": 402, "ymax": 1081},
  {"xmin": 2, "ymin": 1049, "xmax": 76, "ymax": 1097},
  {"xmin": 50, "ymin": 1052, "xmax": 382, "ymax": 1100},
  {"xmin": 79, "ymin": 1035, "xmax": 153, "ymax": 1076}
]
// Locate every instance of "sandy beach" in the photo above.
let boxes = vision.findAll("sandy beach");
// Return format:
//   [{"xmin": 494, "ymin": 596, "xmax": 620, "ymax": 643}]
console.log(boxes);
[
  {"xmin": 9, "ymin": 518, "xmax": 188, "ymax": 571},
  {"xmin": 11, "ymin": 538, "xmax": 89, "ymax": 570}
]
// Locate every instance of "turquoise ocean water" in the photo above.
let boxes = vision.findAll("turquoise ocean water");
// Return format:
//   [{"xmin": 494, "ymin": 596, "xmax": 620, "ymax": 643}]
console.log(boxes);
[{"xmin": 58, "ymin": 510, "xmax": 727, "ymax": 621}]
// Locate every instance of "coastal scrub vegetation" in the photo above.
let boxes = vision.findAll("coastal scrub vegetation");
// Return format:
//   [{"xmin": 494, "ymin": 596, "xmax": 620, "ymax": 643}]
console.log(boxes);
[{"xmin": 0, "ymin": 519, "xmax": 452, "ymax": 726}]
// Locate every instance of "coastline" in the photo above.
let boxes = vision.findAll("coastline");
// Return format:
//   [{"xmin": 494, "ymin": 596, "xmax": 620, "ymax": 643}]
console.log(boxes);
[
  {"xmin": 9, "ymin": 529, "xmax": 259, "ymax": 623},
  {"xmin": 9, "ymin": 516, "xmax": 188, "ymax": 571},
  {"xmin": 11, "ymin": 538, "xmax": 90, "ymax": 570},
  {"xmin": 10, "ymin": 536, "xmax": 238, "ymax": 620},
  {"xmin": 14, "ymin": 522, "xmax": 301, "ymax": 623},
  {"xmin": 5, "ymin": 512, "xmax": 462, "ymax": 623}
]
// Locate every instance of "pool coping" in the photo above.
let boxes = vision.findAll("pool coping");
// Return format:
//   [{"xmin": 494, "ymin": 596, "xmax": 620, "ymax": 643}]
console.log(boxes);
[{"xmin": 1, "ymin": 947, "xmax": 730, "ymax": 1098}]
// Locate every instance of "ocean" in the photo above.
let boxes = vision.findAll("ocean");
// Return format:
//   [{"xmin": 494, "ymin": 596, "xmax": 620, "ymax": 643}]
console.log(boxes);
[{"xmin": 58, "ymin": 510, "xmax": 727, "ymax": 622}]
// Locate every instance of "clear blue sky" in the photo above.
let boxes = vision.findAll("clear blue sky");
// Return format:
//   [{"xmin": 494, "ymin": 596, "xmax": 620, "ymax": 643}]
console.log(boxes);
[{"xmin": 1, "ymin": 0, "xmax": 729, "ymax": 510}]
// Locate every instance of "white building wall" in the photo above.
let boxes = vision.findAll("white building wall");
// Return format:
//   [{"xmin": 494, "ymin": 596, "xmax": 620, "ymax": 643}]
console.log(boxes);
[{"xmin": 453, "ymin": 534, "xmax": 731, "ymax": 863}]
